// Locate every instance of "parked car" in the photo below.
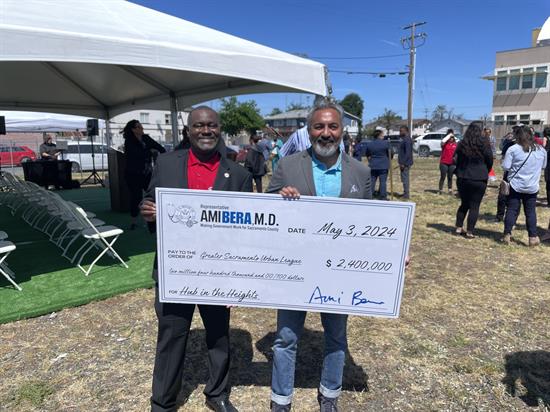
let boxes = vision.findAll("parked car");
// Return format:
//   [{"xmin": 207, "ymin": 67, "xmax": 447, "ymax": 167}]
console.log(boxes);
[
  {"xmin": 63, "ymin": 141, "xmax": 109, "ymax": 172},
  {"xmin": 0, "ymin": 145, "xmax": 37, "ymax": 166},
  {"xmin": 385, "ymin": 134, "xmax": 401, "ymax": 156},
  {"xmin": 226, "ymin": 144, "xmax": 240, "ymax": 162},
  {"xmin": 413, "ymin": 132, "xmax": 462, "ymax": 157}
]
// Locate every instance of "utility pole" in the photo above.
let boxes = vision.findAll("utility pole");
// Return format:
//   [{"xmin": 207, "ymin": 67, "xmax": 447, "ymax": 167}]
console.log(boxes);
[{"xmin": 401, "ymin": 22, "xmax": 427, "ymax": 135}]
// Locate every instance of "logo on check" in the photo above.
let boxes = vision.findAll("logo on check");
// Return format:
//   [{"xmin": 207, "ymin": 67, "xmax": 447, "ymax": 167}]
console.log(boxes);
[{"xmin": 166, "ymin": 204, "xmax": 198, "ymax": 227}]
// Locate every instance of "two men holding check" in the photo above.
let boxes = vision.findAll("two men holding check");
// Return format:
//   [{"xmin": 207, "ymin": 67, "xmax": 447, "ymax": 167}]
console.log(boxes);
[{"xmin": 142, "ymin": 99, "xmax": 379, "ymax": 412}]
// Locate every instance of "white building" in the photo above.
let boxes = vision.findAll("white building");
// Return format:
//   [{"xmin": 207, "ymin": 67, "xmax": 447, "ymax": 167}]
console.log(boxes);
[{"xmin": 109, "ymin": 109, "xmax": 190, "ymax": 148}]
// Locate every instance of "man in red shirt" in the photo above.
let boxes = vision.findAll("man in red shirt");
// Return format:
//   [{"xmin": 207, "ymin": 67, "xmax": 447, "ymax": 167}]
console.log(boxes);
[{"xmin": 141, "ymin": 106, "xmax": 252, "ymax": 412}]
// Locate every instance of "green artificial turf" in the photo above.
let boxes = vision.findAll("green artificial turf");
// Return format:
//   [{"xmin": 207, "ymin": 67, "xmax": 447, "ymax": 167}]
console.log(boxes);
[{"xmin": 0, "ymin": 187, "xmax": 156, "ymax": 324}]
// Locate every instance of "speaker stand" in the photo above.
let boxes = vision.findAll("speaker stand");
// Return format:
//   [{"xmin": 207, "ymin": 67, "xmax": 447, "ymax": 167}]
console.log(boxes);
[{"xmin": 81, "ymin": 135, "xmax": 105, "ymax": 187}]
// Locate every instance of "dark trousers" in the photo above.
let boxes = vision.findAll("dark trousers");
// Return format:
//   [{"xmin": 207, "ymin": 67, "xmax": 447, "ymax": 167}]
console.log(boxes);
[
  {"xmin": 439, "ymin": 163, "xmax": 456, "ymax": 191},
  {"xmin": 125, "ymin": 171, "xmax": 151, "ymax": 218},
  {"xmin": 546, "ymin": 177, "xmax": 550, "ymax": 206},
  {"xmin": 496, "ymin": 171, "xmax": 509, "ymax": 220},
  {"xmin": 400, "ymin": 166, "xmax": 410, "ymax": 198},
  {"xmin": 504, "ymin": 188, "xmax": 538, "ymax": 237},
  {"xmin": 253, "ymin": 176, "xmax": 263, "ymax": 193},
  {"xmin": 371, "ymin": 169, "xmax": 388, "ymax": 199},
  {"xmin": 151, "ymin": 288, "xmax": 230, "ymax": 412},
  {"xmin": 455, "ymin": 178, "xmax": 487, "ymax": 232}
]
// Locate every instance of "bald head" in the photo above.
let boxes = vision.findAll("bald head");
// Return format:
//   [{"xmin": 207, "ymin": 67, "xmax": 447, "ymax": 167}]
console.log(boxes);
[
  {"xmin": 187, "ymin": 106, "xmax": 221, "ymax": 155},
  {"xmin": 188, "ymin": 105, "xmax": 219, "ymax": 125}
]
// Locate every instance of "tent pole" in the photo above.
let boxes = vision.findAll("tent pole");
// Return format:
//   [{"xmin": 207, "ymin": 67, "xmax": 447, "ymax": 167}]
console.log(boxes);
[
  {"xmin": 170, "ymin": 93, "xmax": 179, "ymax": 146},
  {"xmin": 105, "ymin": 117, "xmax": 112, "ymax": 147}
]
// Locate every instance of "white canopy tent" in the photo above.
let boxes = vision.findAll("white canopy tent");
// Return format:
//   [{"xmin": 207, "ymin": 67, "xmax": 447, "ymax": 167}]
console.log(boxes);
[
  {"xmin": 0, "ymin": 0, "xmax": 329, "ymax": 144},
  {"xmin": 4, "ymin": 113, "xmax": 105, "ymax": 132}
]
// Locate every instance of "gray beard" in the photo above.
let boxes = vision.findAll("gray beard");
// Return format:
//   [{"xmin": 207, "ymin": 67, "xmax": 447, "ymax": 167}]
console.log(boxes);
[{"xmin": 312, "ymin": 140, "xmax": 338, "ymax": 158}]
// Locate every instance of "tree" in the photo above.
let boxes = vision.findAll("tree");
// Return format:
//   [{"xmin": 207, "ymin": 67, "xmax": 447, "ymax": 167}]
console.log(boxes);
[
  {"xmin": 432, "ymin": 105, "xmax": 448, "ymax": 122},
  {"xmin": 219, "ymin": 97, "xmax": 265, "ymax": 136},
  {"xmin": 339, "ymin": 93, "xmax": 364, "ymax": 130},
  {"xmin": 268, "ymin": 107, "xmax": 282, "ymax": 116},
  {"xmin": 378, "ymin": 108, "xmax": 402, "ymax": 134},
  {"xmin": 286, "ymin": 102, "xmax": 307, "ymax": 111}
]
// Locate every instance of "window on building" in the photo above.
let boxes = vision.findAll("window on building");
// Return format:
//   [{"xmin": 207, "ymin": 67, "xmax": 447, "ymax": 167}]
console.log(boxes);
[
  {"xmin": 140, "ymin": 112, "xmax": 149, "ymax": 124},
  {"xmin": 165, "ymin": 114, "xmax": 171, "ymax": 125},
  {"xmin": 509, "ymin": 70, "xmax": 520, "ymax": 90},
  {"xmin": 519, "ymin": 114, "xmax": 531, "ymax": 124},
  {"xmin": 535, "ymin": 66, "xmax": 548, "ymax": 88},
  {"xmin": 496, "ymin": 71, "xmax": 507, "ymax": 91},
  {"xmin": 532, "ymin": 119, "xmax": 542, "ymax": 125},
  {"xmin": 286, "ymin": 119, "xmax": 298, "ymax": 127},
  {"xmin": 521, "ymin": 68, "xmax": 533, "ymax": 89},
  {"xmin": 506, "ymin": 115, "xmax": 517, "ymax": 125},
  {"xmin": 494, "ymin": 115, "xmax": 505, "ymax": 125},
  {"xmin": 273, "ymin": 119, "xmax": 284, "ymax": 127}
]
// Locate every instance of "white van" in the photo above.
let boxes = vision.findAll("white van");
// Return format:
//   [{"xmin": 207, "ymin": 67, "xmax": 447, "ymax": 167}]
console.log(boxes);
[{"xmin": 63, "ymin": 141, "xmax": 109, "ymax": 172}]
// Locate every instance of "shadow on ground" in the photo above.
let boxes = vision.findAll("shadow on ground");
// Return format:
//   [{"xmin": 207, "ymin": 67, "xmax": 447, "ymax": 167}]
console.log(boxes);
[
  {"xmin": 426, "ymin": 222, "xmax": 503, "ymax": 242},
  {"xmin": 502, "ymin": 350, "xmax": 550, "ymax": 407},
  {"xmin": 173, "ymin": 328, "xmax": 369, "ymax": 407}
]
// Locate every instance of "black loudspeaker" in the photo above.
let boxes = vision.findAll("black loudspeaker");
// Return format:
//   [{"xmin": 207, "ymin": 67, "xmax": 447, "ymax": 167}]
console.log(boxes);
[
  {"xmin": 86, "ymin": 119, "xmax": 99, "ymax": 136},
  {"xmin": 0, "ymin": 116, "xmax": 5, "ymax": 135}
]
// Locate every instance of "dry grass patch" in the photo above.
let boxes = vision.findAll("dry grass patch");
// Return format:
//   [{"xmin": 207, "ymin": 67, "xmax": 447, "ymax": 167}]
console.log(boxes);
[{"xmin": 1, "ymin": 158, "xmax": 549, "ymax": 411}]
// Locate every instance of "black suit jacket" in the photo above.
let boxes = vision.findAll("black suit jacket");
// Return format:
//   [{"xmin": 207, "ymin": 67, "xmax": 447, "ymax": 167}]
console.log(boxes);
[
  {"xmin": 144, "ymin": 149, "xmax": 253, "ymax": 281},
  {"xmin": 124, "ymin": 134, "xmax": 166, "ymax": 175}
]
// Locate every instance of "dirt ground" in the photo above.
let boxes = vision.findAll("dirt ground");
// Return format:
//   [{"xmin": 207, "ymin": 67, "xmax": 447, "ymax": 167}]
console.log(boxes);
[{"xmin": 1, "ymin": 158, "xmax": 549, "ymax": 411}]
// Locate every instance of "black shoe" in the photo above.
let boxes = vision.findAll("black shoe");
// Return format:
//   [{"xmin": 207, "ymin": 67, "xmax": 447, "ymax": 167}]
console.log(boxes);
[
  {"xmin": 271, "ymin": 401, "xmax": 291, "ymax": 412},
  {"xmin": 317, "ymin": 391, "xmax": 339, "ymax": 412},
  {"xmin": 205, "ymin": 397, "xmax": 238, "ymax": 412}
]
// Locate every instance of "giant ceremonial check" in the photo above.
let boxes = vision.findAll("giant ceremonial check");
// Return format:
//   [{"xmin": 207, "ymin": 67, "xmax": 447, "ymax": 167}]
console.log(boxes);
[{"xmin": 156, "ymin": 188, "xmax": 415, "ymax": 318}]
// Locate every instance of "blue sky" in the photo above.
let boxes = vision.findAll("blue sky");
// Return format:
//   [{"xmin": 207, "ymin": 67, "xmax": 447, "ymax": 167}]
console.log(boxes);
[{"xmin": 135, "ymin": 0, "xmax": 549, "ymax": 122}]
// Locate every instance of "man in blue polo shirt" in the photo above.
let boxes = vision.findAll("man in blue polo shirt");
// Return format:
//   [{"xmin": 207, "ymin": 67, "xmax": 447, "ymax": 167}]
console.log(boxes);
[{"xmin": 266, "ymin": 99, "xmax": 371, "ymax": 412}]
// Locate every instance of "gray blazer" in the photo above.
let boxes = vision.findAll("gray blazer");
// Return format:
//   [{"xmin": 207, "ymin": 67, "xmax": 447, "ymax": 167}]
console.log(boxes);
[{"xmin": 266, "ymin": 148, "xmax": 372, "ymax": 199}]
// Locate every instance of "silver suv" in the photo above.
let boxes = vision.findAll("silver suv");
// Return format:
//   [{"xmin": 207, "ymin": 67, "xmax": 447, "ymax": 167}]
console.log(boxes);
[{"xmin": 413, "ymin": 132, "xmax": 449, "ymax": 157}]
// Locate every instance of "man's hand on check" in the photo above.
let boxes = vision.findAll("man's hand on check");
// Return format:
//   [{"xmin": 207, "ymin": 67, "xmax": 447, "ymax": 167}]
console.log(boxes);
[
  {"xmin": 279, "ymin": 186, "xmax": 300, "ymax": 200},
  {"xmin": 141, "ymin": 200, "xmax": 157, "ymax": 222}
]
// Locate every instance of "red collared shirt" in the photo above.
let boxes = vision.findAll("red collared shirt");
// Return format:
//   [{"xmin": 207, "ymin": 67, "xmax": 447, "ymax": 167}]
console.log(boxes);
[{"xmin": 187, "ymin": 149, "xmax": 221, "ymax": 190}]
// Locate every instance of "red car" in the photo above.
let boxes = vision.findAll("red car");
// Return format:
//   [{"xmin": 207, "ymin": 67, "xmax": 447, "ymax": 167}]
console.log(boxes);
[{"xmin": 0, "ymin": 145, "xmax": 37, "ymax": 166}]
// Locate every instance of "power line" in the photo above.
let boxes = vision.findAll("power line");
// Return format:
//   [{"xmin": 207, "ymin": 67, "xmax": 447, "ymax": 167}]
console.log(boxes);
[
  {"xmin": 329, "ymin": 69, "xmax": 408, "ymax": 76},
  {"xmin": 306, "ymin": 53, "xmax": 408, "ymax": 60}
]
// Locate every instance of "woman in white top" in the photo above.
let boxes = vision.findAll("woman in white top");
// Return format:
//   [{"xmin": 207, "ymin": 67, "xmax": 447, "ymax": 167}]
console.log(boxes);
[{"xmin": 501, "ymin": 126, "xmax": 547, "ymax": 246}]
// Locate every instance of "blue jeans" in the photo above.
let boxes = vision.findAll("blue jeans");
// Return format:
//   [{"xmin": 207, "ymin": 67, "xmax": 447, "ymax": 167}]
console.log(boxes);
[
  {"xmin": 271, "ymin": 310, "xmax": 348, "ymax": 405},
  {"xmin": 371, "ymin": 169, "xmax": 388, "ymax": 199},
  {"xmin": 504, "ymin": 188, "xmax": 538, "ymax": 237}
]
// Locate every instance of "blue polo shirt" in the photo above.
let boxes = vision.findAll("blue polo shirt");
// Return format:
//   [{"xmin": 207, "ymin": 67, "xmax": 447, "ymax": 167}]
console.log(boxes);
[{"xmin": 312, "ymin": 153, "xmax": 342, "ymax": 197}]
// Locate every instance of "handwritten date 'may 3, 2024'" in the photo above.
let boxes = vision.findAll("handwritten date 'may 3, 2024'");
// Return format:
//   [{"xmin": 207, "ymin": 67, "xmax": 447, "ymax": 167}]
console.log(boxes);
[{"xmin": 316, "ymin": 222, "xmax": 397, "ymax": 240}]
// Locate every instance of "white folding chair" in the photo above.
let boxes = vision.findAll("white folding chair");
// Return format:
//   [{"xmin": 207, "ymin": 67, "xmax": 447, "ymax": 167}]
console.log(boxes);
[
  {"xmin": 72, "ymin": 207, "xmax": 128, "ymax": 276},
  {"xmin": 0, "ymin": 240, "xmax": 21, "ymax": 291}
]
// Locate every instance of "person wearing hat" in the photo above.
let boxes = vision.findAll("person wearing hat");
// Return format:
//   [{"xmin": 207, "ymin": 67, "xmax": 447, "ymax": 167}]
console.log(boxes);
[
  {"xmin": 39, "ymin": 134, "xmax": 62, "ymax": 189},
  {"xmin": 39, "ymin": 134, "xmax": 60, "ymax": 160}
]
